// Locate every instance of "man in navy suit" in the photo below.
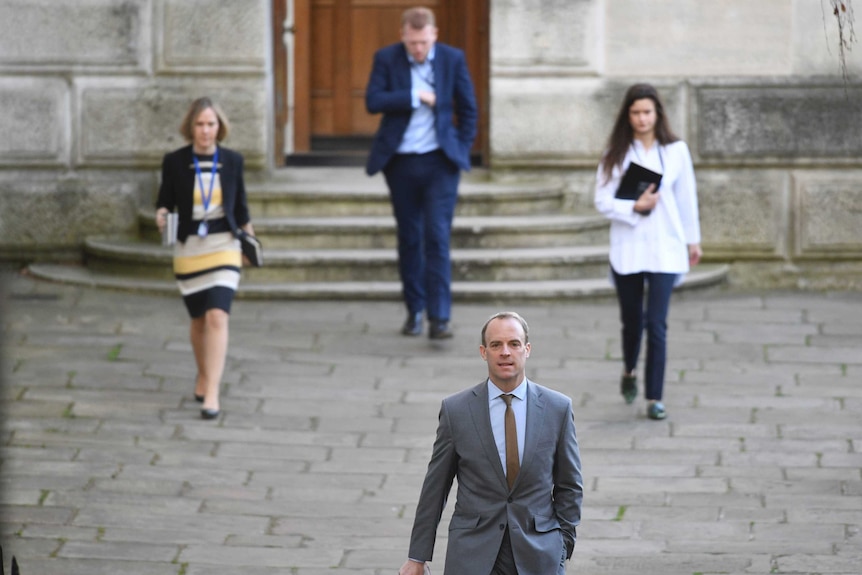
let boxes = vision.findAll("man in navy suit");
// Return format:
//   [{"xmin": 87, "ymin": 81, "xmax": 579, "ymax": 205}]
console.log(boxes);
[{"xmin": 365, "ymin": 6, "xmax": 478, "ymax": 340}]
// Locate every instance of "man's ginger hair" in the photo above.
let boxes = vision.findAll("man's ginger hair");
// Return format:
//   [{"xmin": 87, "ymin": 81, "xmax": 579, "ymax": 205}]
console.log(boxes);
[{"xmin": 401, "ymin": 6, "xmax": 435, "ymax": 29}]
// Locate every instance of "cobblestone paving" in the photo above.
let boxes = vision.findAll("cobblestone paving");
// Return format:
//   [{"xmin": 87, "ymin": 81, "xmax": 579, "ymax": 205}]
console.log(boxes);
[{"xmin": 1, "ymin": 272, "xmax": 860, "ymax": 574}]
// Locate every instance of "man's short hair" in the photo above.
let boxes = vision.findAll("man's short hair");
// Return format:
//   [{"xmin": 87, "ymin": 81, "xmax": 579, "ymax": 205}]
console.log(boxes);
[
  {"xmin": 481, "ymin": 311, "xmax": 530, "ymax": 346},
  {"xmin": 401, "ymin": 6, "xmax": 435, "ymax": 29}
]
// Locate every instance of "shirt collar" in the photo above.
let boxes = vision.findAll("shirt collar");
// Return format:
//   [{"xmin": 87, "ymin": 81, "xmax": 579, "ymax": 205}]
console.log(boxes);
[
  {"xmin": 488, "ymin": 379, "xmax": 528, "ymax": 402},
  {"xmin": 406, "ymin": 44, "xmax": 436, "ymax": 66}
]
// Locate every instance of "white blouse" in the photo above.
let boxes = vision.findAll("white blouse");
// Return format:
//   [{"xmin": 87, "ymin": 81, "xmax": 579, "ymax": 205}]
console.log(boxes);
[{"xmin": 594, "ymin": 139, "xmax": 701, "ymax": 276}]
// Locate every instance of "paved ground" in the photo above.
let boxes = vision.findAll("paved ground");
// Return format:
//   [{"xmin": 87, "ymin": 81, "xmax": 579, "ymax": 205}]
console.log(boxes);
[{"xmin": 0, "ymin": 271, "xmax": 860, "ymax": 575}]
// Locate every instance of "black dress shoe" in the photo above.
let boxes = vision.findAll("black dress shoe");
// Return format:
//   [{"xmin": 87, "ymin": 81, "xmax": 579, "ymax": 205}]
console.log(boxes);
[
  {"xmin": 401, "ymin": 312, "xmax": 423, "ymax": 336},
  {"xmin": 429, "ymin": 320, "xmax": 453, "ymax": 340},
  {"xmin": 200, "ymin": 408, "xmax": 220, "ymax": 420}
]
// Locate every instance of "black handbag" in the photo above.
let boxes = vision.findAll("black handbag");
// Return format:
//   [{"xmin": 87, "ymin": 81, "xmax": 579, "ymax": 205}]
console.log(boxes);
[{"xmin": 238, "ymin": 230, "xmax": 263, "ymax": 267}]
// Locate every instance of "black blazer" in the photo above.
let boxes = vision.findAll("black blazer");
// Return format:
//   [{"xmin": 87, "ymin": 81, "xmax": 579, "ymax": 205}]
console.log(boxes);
[
  {"xmin": 156, "ymin": 144, "xmax": 250, "ymax": 243},
  {"xmin": 365, "ymin": 41, "xmax": 478, "ymax": 175}
]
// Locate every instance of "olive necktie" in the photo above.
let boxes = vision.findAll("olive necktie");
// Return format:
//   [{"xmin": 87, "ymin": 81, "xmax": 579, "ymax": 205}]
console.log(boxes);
[{"xmin": 501, "ymin": 394, "xmax": 520, "ymax": 489}]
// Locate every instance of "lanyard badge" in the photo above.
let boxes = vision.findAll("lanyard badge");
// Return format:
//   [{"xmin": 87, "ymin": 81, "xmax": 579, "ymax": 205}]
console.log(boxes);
[{"xmin": 193, "ymin": 147, "xmax": 219, "ymax": 238}]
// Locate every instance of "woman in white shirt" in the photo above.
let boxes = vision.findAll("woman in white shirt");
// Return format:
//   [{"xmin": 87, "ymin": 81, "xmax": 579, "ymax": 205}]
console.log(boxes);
[{"xmin": 594, "ymin": 83, "xmax": 702, "ymax": 420}]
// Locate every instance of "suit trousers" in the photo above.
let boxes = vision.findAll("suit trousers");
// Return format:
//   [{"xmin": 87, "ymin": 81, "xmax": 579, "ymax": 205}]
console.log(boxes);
[
  {"xmin": 611, "ymin": 269, "xmax": 678, "ymax": 401},
  {"xmin": 383, "ymin": 149, "xmax": 460, "ymax": 321},
  {"xmin": 491, "ymin": 527, "xmax": 518, "ymax": 575}
]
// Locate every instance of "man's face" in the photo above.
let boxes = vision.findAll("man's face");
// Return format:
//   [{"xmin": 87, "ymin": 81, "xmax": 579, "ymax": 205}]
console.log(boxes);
[
  {"xmin": 401, "ymin": 24, "xmax": 437, "ymax": 63},
  {"xmin": 480, "ymin": 317, "xmax": 531, "ymax": 390}
]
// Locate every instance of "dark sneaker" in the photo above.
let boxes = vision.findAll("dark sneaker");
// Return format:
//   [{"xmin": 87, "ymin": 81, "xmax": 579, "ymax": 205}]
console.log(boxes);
[
  {"xmin": 620, "ymin": 374, "xmax": 637, "ymax": 404},
  {"xmin": 647, "ymin": 401, "xmax": 667, "ymax": 420}
]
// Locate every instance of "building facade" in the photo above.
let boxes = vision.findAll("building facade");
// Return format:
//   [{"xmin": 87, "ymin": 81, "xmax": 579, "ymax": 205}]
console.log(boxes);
[{"xmin": 1, "ymin": 0, "xmax": 860, "ymax": 288}]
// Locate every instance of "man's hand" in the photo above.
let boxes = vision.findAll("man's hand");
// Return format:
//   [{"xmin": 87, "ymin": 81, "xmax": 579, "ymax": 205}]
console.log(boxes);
[
  {"xmin": 418, "ymin": 90, "xmax": 436, "ymax": 107},
  {"xmin": 399, "ymin": 559, "xmax": 427, "ymax": 575}
]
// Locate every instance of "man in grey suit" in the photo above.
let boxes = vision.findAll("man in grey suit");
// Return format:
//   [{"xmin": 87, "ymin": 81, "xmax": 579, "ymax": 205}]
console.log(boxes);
[{"xmin": 399, "ymin": 311, "xmax": 583, "ymax": 575}]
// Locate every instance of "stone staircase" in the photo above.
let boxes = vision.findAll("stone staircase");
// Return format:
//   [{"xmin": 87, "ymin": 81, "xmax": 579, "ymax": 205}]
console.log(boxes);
[{"xmin": 28, "ymin": 168, "xmax": 728, "ymax": 300}]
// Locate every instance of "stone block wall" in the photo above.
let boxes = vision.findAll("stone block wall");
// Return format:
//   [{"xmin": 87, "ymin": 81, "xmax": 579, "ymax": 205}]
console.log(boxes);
[
  {"xmin": 490, "ymin": 0, "xmax": 862, "ymax": 289},
  {"xmin": 2, "ymin": 0, "xmax": 859, "ymax": 290},
  {"xmin": 0, "ymin": 0, "xmax": 270, "ymax": 262}
]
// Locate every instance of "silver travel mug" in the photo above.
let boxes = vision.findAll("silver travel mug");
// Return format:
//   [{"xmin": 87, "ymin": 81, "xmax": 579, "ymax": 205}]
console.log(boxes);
[{"xmin": 162, "ymin": 212, "xmax": 178, "ymax": 246}]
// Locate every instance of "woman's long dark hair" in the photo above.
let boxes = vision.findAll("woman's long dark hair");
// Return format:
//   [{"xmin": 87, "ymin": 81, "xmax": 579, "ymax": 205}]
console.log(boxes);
[{"xmin": 600, "ymin": 83, "xmax": 679, "ymax": 185}]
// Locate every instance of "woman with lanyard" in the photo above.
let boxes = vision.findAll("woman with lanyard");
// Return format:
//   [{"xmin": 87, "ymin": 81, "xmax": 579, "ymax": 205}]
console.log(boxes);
[
  {"xmin": 156, "ymin": 97, "xmax": 255, "ymax": 420},
  {"xmin": 594, "ymin": 83, "xmax": 702, "ymax": 420}
]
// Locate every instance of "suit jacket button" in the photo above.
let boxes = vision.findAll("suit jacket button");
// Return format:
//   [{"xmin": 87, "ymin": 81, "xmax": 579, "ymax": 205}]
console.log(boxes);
[
  {"xmin": 507, "ymin": 497, "xmax": 513, "ymax": 503},
  {"xmin": 499, "ymin": 524, "xmax": 505, "ymax": 530}
]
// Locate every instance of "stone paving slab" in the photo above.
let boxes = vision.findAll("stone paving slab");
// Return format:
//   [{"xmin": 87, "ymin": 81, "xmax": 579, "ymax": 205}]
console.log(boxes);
[{"xmin": 1, "ymin": 273, "xmax": 861, "ymax": 574}]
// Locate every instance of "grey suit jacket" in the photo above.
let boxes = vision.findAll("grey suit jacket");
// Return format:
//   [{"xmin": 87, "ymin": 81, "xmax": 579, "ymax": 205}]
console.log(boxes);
[{"xmin": 408, "ymin": 380, "xmax": 583, "ymax": 575}]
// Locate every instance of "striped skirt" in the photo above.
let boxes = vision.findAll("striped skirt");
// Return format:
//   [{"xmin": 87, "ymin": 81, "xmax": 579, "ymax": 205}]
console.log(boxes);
[{"xmin": 173, "ymin": 232, "xmax": 242, "ymax": 318}]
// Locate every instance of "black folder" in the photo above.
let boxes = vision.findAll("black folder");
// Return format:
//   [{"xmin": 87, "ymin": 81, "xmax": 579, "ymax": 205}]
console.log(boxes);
[
  {"xmin": 615, "ymin": 162, "xmax": 662, "ymax": 201},
  {"xmin": 238, "ymin": 231, "xmax": 263, "ymax": 267}
]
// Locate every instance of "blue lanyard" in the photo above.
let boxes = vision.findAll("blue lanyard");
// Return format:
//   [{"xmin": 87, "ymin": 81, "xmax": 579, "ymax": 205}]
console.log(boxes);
[{"xmin": 192, "ymin": 146, "xmax": 219, "ymax": 219}]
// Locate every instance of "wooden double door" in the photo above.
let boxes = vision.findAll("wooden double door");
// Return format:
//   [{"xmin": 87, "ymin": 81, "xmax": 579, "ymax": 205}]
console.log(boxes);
[{"xmin": 272, "ymin": 0, "xmax": 489, "ymax": 164}]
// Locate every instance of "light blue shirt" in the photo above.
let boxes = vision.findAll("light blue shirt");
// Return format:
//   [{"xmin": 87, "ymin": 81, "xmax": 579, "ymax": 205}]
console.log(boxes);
[
  {"xmin": 488, "ymin": 379, "xmax": 527, "ymax": 475},
  {"xmin": 397, "ymin": 44, "xmax": 438, "ymax": 154}
]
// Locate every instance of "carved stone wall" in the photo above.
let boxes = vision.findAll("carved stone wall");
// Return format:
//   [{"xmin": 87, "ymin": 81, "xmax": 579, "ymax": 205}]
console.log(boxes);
[{"xmin": 0, "ymin": 0, "xmax": 269, "ymax": 261}]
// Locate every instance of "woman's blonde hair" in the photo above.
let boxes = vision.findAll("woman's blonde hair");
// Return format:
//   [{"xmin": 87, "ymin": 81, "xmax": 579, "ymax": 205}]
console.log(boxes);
[{"xmin": 179, "ymin": 96, "xmax": 230, "ymax": 143}]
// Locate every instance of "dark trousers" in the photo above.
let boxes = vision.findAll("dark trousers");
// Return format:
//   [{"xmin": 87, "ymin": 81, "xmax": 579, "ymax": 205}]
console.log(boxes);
[
  {"xmin": 612, "ymin": 269, "xmax": 678, "ymax": 401},
  {"xmin": 490, "ymin": 526, "xmax": 567, "ymax": 575},
  {"xmin": 491, "ymin": 527, "xmax": 519, "ymax": 575},
  {"xmin": 383, "ymin": 150, "xmax": 460, "ymax": 321}
]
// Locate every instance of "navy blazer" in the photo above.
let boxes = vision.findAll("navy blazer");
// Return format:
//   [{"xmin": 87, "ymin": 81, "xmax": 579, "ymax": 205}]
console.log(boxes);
[
  {"xmin": 365, "ymin": 41, "xmax": 478, "ymax": 175},
  {"xmin": 156, "ymin": 144, "xmax": 250, "ymax": 243}
]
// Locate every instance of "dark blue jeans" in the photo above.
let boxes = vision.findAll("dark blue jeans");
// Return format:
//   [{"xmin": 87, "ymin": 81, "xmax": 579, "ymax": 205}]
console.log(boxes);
[
  {"xmin": 383, "ymin": 150, "xmax": 460, "ymax": 321},
  {"xmin": 611, "ymin": 269, "xmax": 678, "ymax": 401}
]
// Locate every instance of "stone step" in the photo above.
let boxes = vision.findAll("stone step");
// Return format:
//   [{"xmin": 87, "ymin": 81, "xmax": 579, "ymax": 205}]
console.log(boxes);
[
  {"xmin": 244, "ymin": 170, "xmax": 566, "ymax": 217},
  {"xmin": 138, "ymin": 212, "xmax": 610, "ymax": 249},
  {"xmin": 49, "ymin": 168, "xmax": 729, "ymax": 301},
  {"xmin": 82, "ymin": 237, "xmax": 612, "ymax": 282},
  {"xmin": 27, "ymin": 263, "xmax": 731, "ymax": 301}
]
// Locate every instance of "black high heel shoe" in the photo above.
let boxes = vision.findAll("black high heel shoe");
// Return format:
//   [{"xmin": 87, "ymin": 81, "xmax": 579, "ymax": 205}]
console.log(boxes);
[{"xmin": 200, "ymin": 408, "xmax": 220, "ymax": 420}]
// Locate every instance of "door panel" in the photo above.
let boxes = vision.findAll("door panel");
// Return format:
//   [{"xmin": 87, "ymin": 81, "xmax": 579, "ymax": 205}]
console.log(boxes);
[
  {"xmin": 283, "ymin": 0, "xmax": 487, "ymax": 162},
  {"xmin": 311, "ymin": 0, "xmax": 442, "ymax": 137}
]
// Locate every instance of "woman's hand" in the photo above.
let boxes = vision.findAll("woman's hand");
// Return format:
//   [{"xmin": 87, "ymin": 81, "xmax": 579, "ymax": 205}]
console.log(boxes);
[
  {"xmin": 688, "ymin": 243, "xmax": 702, "ymax": 266},
  {"xmin": 155, "ymin": 207, "xmax": 169, "ymax": 233},
  {"xmin": 633, "ymin": 183, "xmax": 659, "ymax": 214}
]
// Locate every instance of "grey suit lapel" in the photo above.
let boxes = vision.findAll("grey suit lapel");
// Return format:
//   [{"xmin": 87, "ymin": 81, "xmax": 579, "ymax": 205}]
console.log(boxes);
[
  {"xmin": 518, "ymin": 380, "xmax": 546, "ymax": 482},
  {"xmin": 467, "ymin": 381, "xmax": 508, "ymax": 489}
]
